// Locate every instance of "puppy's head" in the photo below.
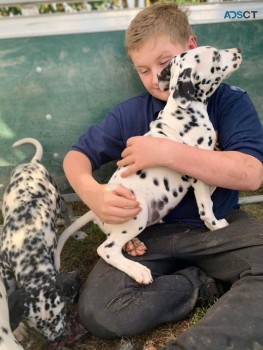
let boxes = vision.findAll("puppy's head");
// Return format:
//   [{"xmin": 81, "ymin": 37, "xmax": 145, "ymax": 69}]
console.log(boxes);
[
  {"xmin": 8, "ymin": 271, "xmax": 81, "ymax": 341},
  {"xmin": 26, "ymin": 285, "xmax": 67, "ymax": 341},
  {"xmin": 158, "ymin": 46, "xmax": 242, "ymax": 108}
]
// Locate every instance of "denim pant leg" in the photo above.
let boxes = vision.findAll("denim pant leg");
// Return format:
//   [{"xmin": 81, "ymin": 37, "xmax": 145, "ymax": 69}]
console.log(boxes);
[
  {"xmin": 165, "ymin": 274, "xmax": 263, "ymax": 350},
  {"xmin": 77, "ymin": 225, "xmax": 213, "ymax": 338},
  {"xmin": 165, "ymin": 210, "xmax": 263, "ymax": 350},
  {"xmin": 78, "ymin": 209, "xmax": 263, "ymax": 342}
]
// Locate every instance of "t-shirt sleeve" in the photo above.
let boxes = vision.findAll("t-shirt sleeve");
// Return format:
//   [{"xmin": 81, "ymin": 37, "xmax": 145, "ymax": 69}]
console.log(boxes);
[
  {"xmin": 70, "ymin": 93, "xmax": 159, "ymax": 171},
  {"xmin": 212, "ymin": 85, "xmax": 263, "ymax": 163},
  {"xmin": 71, "ymin": 107, "xmax": 125, "ymax": 170}
]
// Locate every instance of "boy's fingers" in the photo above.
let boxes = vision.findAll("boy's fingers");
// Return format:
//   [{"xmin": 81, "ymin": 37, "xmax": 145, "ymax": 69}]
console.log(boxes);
[
  {"xmin": 120, "ymin": 166, "xmax": 136, "ymax": 178},
  {"xmin": 117, "ymin": 155, "xmax": 133, "ymax": 168},
  {"xmin": 111, "ymin": 185, "xmax": 137, "ymax": 201}
]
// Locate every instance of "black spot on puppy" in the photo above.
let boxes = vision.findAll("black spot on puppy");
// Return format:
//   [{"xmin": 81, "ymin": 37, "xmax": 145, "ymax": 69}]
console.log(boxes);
[
  {"xmin": 152, "ymin": 210, "xmax": 160, "ymax": 222},
  {"xmin": 153, "ymin": 178, "xmax": 159, "ymax": 186},
  {"xmin": 136, "ymin": 170, "xmax": 147, "ymax": 179},
  {"xmin": 105, "ymin": 241, "xmax": 115, "ymax": 248},
  {"xmin": 163, "ymin": 178, "xmax": 170, "ymax": 192},
  {"xmin": 197, "ymin": 137, "xmax": 204, "ymax": 145}
]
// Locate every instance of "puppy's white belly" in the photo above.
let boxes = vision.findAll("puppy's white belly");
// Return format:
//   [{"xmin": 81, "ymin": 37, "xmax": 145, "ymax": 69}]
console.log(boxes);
[{"xmin": 109, "ymin": 166, "xmax": 189, "ymax": 227}]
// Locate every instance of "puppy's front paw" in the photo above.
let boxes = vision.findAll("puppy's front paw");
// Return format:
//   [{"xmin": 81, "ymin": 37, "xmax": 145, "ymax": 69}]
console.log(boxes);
[
  {"xmin": 129, "ymin": 262, "xmax": 153, "ymax": 285},
  {"xmin": 206, "ymin": 218, "xmax": 229, "ymax": 231},
  {"xmin": 216, "ymin": 218, "xmax": 229, "ymax": 229}
]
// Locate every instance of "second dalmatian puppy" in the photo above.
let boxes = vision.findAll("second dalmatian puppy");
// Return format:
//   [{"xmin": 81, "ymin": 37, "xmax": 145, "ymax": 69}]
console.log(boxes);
[{"xmin": 1, "ymin": 138, "xmax": 81, "ymax": 341}]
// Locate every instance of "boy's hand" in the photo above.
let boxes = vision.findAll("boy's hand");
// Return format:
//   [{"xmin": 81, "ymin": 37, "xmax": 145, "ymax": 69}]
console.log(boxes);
[
  {"xmin": 90, "ymin": 184, "xmax": 141, "ymax": 224},
  {"xmin": 117, "ymin": 136, "xmax": 165, "ymax": 177}
]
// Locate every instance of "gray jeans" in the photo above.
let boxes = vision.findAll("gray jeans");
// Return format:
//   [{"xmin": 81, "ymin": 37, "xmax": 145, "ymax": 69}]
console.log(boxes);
[{"xmin": 77, "ymin": 209, "xmax": 263, "ymax": 350}]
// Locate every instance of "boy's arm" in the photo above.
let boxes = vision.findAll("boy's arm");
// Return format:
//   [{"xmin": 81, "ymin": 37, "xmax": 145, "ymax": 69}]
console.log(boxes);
[
  {"xmin": 63, "ymin": 150, "xmax": 141, "ymax": 224},
  {"xmin": 117, "ymin": 136, "xmax": 263, "ymax": 191}
]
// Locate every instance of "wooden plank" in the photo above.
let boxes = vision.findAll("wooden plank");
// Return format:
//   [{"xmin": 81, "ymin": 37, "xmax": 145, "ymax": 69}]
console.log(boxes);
[
  {"xmin": 0, "ymin": 3, "xmax": 262, "ymax": 39},
  {"xmin": 0, "ymin": 10, "xmax": 141, "ymax": 38},
  {"xmin": 0, "ymin": 0, "xmax": 89, "ymax": 5}
]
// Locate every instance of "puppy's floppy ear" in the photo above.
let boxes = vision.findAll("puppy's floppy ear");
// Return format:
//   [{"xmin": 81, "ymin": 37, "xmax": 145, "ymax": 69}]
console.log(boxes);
[
  {"xmin": 56, "ymin": 271, "xmax": 82, "ymax": 303},
  {"xmin": 172, "ymin": 67, "xmax": 194, "ymax": 109},
  {"xmin": 158, "ymin": 61, "xmax": 172, "ymax": 91},
  {"xmin": 8, "ymin": 288, "xmax": 27, "ymax": 331}
]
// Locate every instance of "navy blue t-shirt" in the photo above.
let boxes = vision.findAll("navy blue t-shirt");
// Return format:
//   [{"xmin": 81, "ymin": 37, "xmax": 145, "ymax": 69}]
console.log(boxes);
[{"xmin": 71, "ymin": 83, "xmax": 263, "ymax": 227}]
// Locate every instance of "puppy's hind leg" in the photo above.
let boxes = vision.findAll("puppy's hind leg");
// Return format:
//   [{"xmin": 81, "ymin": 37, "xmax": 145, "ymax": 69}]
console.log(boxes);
[
  {"xmin": 97, "ymin": 208, "xmax": 152, "ymax": 285},
  {"xmin": 97, "ymin": 233, "xmax": 153, "ymax": 285},
  {"xmin": 193, "ymin": 181, "xmax": 229, "ymax": 230}
]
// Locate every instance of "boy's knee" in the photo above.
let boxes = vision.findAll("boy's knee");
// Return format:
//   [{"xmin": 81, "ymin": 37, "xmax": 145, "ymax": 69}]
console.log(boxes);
[
  {"xmin": 77, "ymin": 280, "xmax": 138, "ymax": 339},
  {"xmin": 76, "ymin": 259, "xmax": 149, "ymax": 338},
  {"xmin": 77, "ymin": 291, "xmax": 119, "ymax": 339}
]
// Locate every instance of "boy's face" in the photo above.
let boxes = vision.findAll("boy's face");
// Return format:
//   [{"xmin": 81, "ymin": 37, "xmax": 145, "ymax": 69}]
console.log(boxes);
[{"xmin": 130, "ymin": 35, "xmax": 197, "ymax": 101}]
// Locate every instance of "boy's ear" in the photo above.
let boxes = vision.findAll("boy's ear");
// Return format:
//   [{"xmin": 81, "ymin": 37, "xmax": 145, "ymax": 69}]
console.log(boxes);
[
  {"xmin": 172, "ymin": 67, "xmax": 194, "ymax": 109},
  {"xmin": 158, "ymin": 61, "xmax": 172, "ymax": 91}
]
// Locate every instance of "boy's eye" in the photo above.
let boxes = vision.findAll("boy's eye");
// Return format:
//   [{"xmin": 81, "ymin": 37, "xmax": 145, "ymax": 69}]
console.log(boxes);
[
  {"xmin": 133, "ymin": 65, "xmax": 149, "ymax": 75},
  {"xmin": 160, "ymin": 60, "xmax": 170, "ymax": 66},
  {"xmin": 137, "ymin": 69, "xmax": 149, "ymax": 75}
]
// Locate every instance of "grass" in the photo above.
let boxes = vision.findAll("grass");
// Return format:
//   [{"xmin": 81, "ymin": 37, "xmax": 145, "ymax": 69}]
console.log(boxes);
[{"xmin": 1, "ymin": 187, "xmax": 262, "ymax": 350}]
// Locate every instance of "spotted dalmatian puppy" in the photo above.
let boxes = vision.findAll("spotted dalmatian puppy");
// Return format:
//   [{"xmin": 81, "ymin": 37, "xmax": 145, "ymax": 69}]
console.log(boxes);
[
  {"xmin": 0, "ymin": 138, "xmax": 81, "ymax": 341},
  {"xmin": 0, "ymin": 274, "xmax": 23, "ymax": 350},
  {"xmin": 55, "ymin": 46, "xmax": 242, "ymax": 285}
]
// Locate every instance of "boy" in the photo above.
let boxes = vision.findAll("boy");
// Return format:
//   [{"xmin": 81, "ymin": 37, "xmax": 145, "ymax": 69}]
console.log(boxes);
[{"xmin": 63, "ymin": 4, "xmax": 263, "ymax": 349}]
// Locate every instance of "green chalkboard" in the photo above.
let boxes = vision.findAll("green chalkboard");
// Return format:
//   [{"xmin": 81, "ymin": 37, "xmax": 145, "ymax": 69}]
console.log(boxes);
[
  {"xmin": 193, "ymin": 20, "xmax": 262, "ymax": 119},
  {"xmin": 0, "ymin": 31, "xmax": 144, "ymax": 195},
  {"xmin": 0, "ymin": 20, "xmax": 262, "ymax": 196}
]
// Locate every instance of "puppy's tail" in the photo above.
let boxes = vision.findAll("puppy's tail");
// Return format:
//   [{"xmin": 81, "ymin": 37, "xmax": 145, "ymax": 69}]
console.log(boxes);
[
  {"xmin": 12, "ymin": 137, "xmax": 43, "ymax": 163},
  {"xmin": 54, "ymin": 211, "xmax": 95, "ymax": 271}
]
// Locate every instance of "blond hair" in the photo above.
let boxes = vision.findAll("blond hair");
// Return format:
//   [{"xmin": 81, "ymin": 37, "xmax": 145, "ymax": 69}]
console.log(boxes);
[{"xmin": 125, "ymin": 3, "xmax": 196, "ymax": 56}]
